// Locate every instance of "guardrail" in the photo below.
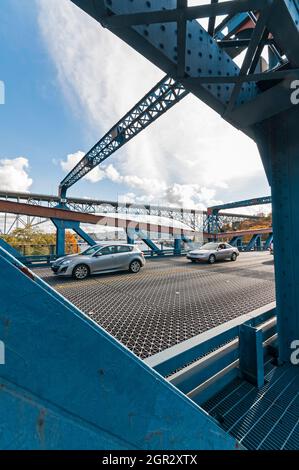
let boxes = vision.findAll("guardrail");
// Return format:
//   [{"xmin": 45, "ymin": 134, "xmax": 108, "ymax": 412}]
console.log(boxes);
[
  {"xmin": 145, "ymin": 303, "xmax": 277, "ymax": 405},
  {"xmin": 7, "ymin": 244, "xmax": 189, "ymax": 267},
  {"xmin": 9, "ymin": 243, "xmax": 82, "ymax": 267},
  {"xmin": 10, "ymin": 243, "xmax": 81, "ymax": 257}
]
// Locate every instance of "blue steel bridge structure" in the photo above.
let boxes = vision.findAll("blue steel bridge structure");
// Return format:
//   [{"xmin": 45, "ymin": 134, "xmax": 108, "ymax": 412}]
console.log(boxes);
[
  {"xmin": 0, "ymin": 190, "xmax": 270, "ymax": 257},
  {"xmin": 0, "ymin": 0, "xmax": 299, "ymax": 450},
  {"xmin": 205, "ymin": 195, "xmax": 273, "ymax": 250}
]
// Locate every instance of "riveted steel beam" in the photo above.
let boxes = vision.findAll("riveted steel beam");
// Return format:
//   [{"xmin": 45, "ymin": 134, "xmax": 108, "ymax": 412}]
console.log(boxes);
[
  {"xmin": 66, "ymin": 0, "xmax": 276, "ymax": 199},
  {"xmin": 183, "ymin": 67, "xmax": 299, "ymax": 84},
  {"xmin": 97, "ymin": 0, "xmax": 265, "ymax": 28},
  {"xmin": 267, "ymin": 0, "xmax": 299, "ymax": 67},
  {"xmin": 71, "ymin": 0, "xmax": 298, "ymax": 133},
  {"xmin": 0, "ymin": 200, "xmax": 195, "ymax": 237},
  {"xmin": 208, "ymin": 0, "xmax": 219, "ymax": 37},
  {"xmin": 209, "ymin": 196, "xmax": 272, "ymax": 212},
  {"xmin": 71, "ymin": 0, "xmax": 259, "ymax": 115},
  {"xmin": 225, "ymin": 5, "xmax": 272, "ymax": 115}
]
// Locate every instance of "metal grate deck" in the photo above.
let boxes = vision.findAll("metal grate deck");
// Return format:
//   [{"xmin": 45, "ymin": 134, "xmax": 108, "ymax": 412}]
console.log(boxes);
[
  {"xmin": 36, "ymin": 252, "xmax": 274, "ymax": 359},
  {"xmin": 202, "ymin": 360, "xmax": 299, "ymax": 450}
]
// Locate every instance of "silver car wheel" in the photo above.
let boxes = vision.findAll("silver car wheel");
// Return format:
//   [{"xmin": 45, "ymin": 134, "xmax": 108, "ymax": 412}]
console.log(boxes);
[
  {"xmin": 73, "ymin": 264, "xmax": 89, "ymax": 280},
  {"xmin": 231, "ymin": 252, "xmax": 237, "ymax": 261},
  {"xmin": 209, "ymin": 254, "xmax": 216, "ymax": 264},
  {"xmin": 130, "ymin": 260, "xmax": 141, "ymax": 273}
]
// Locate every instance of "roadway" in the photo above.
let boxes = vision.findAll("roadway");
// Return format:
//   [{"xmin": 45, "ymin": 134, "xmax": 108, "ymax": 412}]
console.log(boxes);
[{"xmin": 36, "ymin": 252, "xmax": 275, "ymax": 359}]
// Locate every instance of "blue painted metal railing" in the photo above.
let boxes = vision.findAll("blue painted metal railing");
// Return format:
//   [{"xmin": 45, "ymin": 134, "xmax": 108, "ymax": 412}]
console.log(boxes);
[
  {"xmin": 0, "ymin": 239, "xmax": 190, "ymax": 267},
  {"xmin": 145, "ymin": 303, "xmax": 277, "ymax": 405},
  {"xmin": 0, "ymin": 246, "xmax": 240, "ymax": 450}
]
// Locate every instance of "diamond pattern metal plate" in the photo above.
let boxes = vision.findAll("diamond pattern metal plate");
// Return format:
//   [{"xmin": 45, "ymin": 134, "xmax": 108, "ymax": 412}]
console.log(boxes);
[{"xmin": 35, "ymin": 252, "xmax": 275, "ymax": 359}]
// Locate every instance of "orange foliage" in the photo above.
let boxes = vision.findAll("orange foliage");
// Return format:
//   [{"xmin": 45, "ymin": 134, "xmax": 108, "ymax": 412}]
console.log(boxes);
[
  {"xmin": 65, "ymin": 231, "xmax": 79, "ymax": 254},
  {"xmin": 221, "ymin": 214, "xmax": 272, "ymax": 243}
]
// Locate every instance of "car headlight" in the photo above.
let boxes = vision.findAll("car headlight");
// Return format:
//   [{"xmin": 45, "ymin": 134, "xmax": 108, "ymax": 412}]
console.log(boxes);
[{"xmin": 61, "ymin": 260, "xmax": 72, "ymax": 265}]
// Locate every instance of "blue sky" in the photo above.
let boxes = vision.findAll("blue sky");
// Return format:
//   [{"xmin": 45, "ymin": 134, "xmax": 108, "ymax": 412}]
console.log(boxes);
[
  {"xmin": 0, "ymin": 0, "xmax": 271, "ymax": 210},
  {"xmin": 0, "ymin": 0, "xmax": 116, "ymax": 198}
]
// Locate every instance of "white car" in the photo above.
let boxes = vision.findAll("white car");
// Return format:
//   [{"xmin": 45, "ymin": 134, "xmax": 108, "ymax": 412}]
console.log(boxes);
[{"xmin": 187, "ymin": 242, "xmax": 239, "ymax": 264}]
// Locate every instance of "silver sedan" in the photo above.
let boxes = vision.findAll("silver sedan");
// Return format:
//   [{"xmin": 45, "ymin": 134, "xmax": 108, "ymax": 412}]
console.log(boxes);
[
  {"xmin": 187, "ymin": 242, "xmax": 239, "ymax": 264},
  {"xmin": 51, "ymin": 243, "xmax": 145, "ymax": 280}
]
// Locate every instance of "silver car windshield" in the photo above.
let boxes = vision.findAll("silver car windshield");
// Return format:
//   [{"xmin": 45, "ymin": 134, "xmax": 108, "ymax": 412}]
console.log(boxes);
[
  {"xmin": 80, "ymin": 245, "xmax": 102, "ymax": 256},
  {"xmin": 201, "ymin": 243, "xmax": 219, "ymax": 250}
]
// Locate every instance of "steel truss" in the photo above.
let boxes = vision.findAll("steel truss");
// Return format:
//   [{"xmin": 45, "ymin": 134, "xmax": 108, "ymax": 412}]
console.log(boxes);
[
  {"xmin": 62, "ymin": 0, "xmax": 299, "ymax": 201},
  {"xmin": 0, "ymin": 190, "xmax": 266, "ymax": 235},
  {"xmin": 59, "ymin": 76, "xmax": 188, "ymax": 197},
  {"xmin": 204, "ymin": 196, "xmax": 272, "ymax": 234}
]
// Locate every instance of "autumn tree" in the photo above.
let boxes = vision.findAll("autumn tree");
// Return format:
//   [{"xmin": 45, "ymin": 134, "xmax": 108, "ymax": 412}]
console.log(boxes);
[{"xmin": 2, "ymin": 225, "xmax": 79, "ymax": 255}]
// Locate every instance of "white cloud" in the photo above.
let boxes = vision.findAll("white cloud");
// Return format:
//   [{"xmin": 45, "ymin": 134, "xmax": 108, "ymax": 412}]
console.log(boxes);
[
  {"xmin": 60, "ymin": 151, "xmax": 83, "ymax": 173},
  {"xmin": 118, "ymin": 182, "xmax": 222, "ymax": 209},
  {"xmin": 0, "ymin": 157, "xmax": 33, "ymax": 192},
  {"xmin": 38, "ymin": 0, "xmax": 270, "ymax": 209},
  {"xmin": 105, "ymin": 164, "xmax": 121, "ymax": 183},
  {"xmin": 165, "ymin": 184, "xmax": 221, "ymax": 209},
  {"xmin": 60, "ymin": 154, "xmax": 219, "ymax": 207}
]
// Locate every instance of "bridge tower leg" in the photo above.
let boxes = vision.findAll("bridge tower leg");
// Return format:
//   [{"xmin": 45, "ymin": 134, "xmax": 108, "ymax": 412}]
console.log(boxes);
[
  {"xmin": 126, "ymin": 230, "xmax": 135, "ymax": 245},
  {"xmin": 264, "ymin": 233, "xmax": 273, "ymax": 251},
  {"xmin": 256, "ymin": 235, "xmax": 262, "ymax": 252},
  {"xmin": 256, "ymin": 105, "xmax": 299, "ymax": 363},
  {"xmin": 174, "ymin": 238, "xmax": 182, "ymax": 256},
  {"xmin": 52, "ymin": 219, "xmax": 97, "ymax": 258},
  {"xmin": 53, "ymin": 220, "xmax": 66, "ymax": 258}
]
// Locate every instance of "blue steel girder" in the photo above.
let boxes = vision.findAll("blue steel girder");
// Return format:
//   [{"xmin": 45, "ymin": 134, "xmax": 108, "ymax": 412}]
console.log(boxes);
[
  {"xmin": 209, "ymin": 195, "xmax": 272, "ymax": 213},
  {"xmin": 229, "ymin": 235, "xmax": 243, "ymax": 248},
  {"xmin": 126, "ymin": 229, "xmax": 135, "ymax": 245},
  {"xmin": 51, "ymin": 217, "xmax": 97, "ymax": 257},
  {"xmin": 59, "ymin": 75, "xmax": 188, "ymax": 197},
  {"xmin": 216, "ymin": 8, "xmax": 283, "ymax": 68},
  {"xmin": 59, "ymin": 4, "xmax": 260, "ymax": 199},
  {"xmin": 0, "ymin": 247, "xmax": 240, "ymax": 450},
  {"xmin": 264, "ymin": 232, "xmax": 273, "ymax": 250},
  {"xmin": 205, "ymin": 196, "xmax": 271, "ymax": 235},
  {"xmin": 69, "ymin": 0, "xmax": 299, "ymax": 365},
  {"xmin": 267, "ymin": 0, "xmax": 299, "ymax": 67},
  {"xmin": 0, "ymin": 238, "xmax": 22, "ymax": 260},
  {"xmin": 214, "ymin": 12, "xmax": 251, "ymax": 40},
  {"xmin": 215, "ymin": 12, "xmax": 255, "ymax": 62},
  {"xmin": 174, "ymin": 237, "xmax": 182, "ymax": 255},
  {"xmin": 254, "ymin": 105, "xmax": 299, "ymax": 362},
  {"xmin": 63, "ymin": 1, "xmax": 299, "ymax": 197},
  {"xmin": 239, "ymin": 323, "xmax": 264, "ymax": 388},
  {"xmin": 214, "ymin": 10, "xmax": 282, "ymax": 67},
  {"xmin": 72, "ymin": 0, "xmax": 257, "ymax": 115},
  {"xmin": 71, "ymin": 0, "xmax": 299, "ymax": 132},
  {"xmin": 245, "ymin": 233, "xmax": 262, "ymax": 251},
  {"xmin": 203, "ymin": 213, "xmax": 222, "ymax": 235},
  {"xmin": 142, "ymin": 238, "xmax": 164, "ymax": 255}
]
